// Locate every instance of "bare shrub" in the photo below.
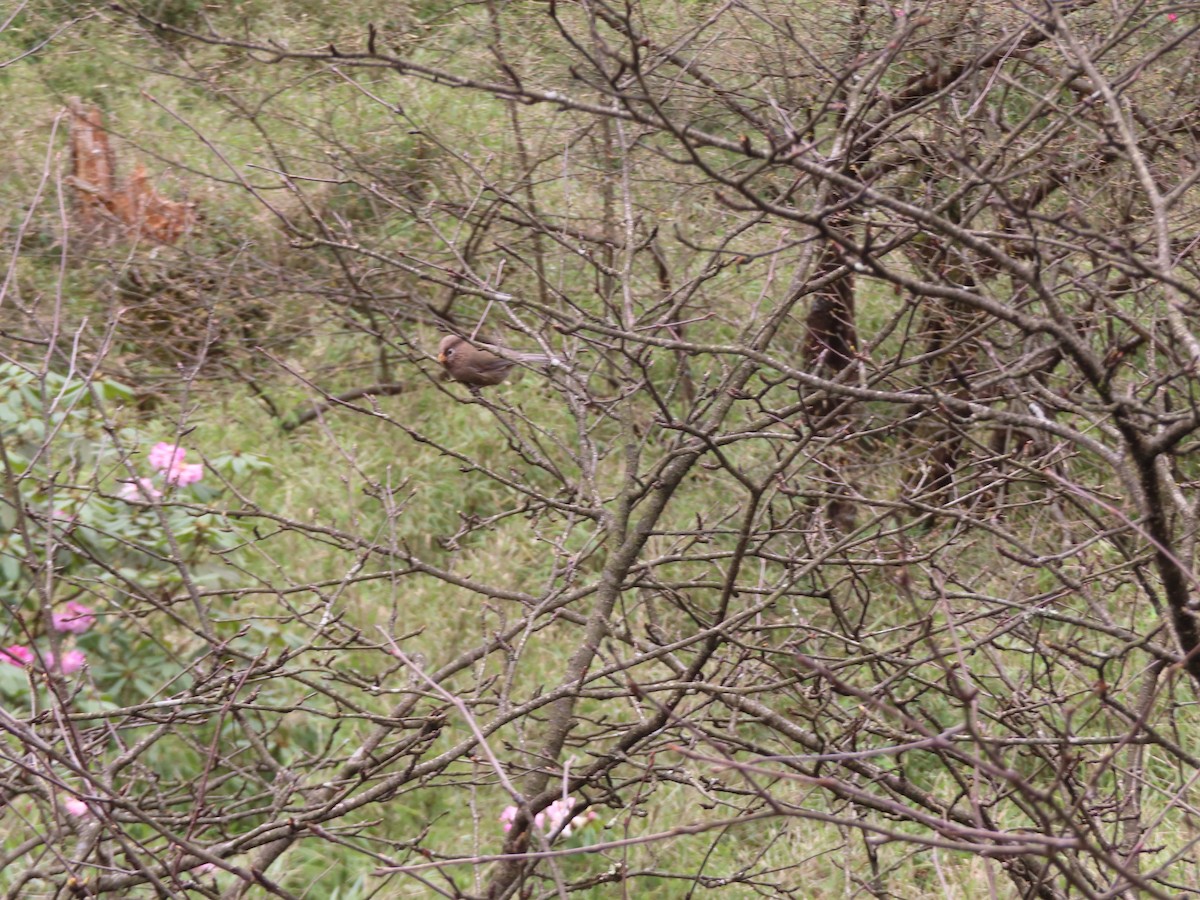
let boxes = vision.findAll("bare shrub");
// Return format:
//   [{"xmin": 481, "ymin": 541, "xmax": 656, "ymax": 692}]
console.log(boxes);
[{"xmin": 3, "ymin": 2, "xmax": 1200, "ymax": 898}]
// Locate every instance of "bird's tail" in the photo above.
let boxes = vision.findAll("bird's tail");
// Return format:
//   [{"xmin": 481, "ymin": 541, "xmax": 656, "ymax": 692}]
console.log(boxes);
[{"xmin": 514, "ymin": 351, "xmax": 567, "ymax": 369}]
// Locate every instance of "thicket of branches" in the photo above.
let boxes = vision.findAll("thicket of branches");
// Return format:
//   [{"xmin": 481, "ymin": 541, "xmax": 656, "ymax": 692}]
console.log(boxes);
[{"xmin": 4, "ymin": 1, "xmax": 1200, "ymax": 897}]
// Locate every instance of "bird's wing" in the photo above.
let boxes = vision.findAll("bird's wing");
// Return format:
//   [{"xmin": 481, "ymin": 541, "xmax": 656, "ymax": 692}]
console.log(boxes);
[
  {"xmin": 476, "ymin": 356, "xmax": 517, "ymax": 374},
  {"xmin": 475, "ymin": 343, "xmax": 567, "ymax": 369}
]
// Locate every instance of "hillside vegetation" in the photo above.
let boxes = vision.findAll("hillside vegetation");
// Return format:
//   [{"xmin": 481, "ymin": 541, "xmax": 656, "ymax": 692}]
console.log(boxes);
[{"xmin": 2, "ymin": 2, "xmax": 1200, "ymax": 897}]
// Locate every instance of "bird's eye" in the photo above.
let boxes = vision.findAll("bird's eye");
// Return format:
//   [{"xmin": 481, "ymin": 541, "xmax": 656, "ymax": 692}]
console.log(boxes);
[{"xmin": 444, "ymin": 348, "xmax": 454, "ymax": 358}]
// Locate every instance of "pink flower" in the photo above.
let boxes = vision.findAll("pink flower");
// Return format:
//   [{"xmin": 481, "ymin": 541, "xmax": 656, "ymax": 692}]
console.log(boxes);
[
  {"xmin": 543, "ymin": 797, "xmax": 597, "ymax": 837},
  {"xmin": 148, "ymin": 442, "xmax": 186, "ymax": 471},
  {"xmin": 0, "ymin": 645, "xmax": 34, "ymax": 667},
  {"xmin": 119, "ymin": 478, "xmax": 162, "ymax": 502},
  {"xmin": 499, "ymin": 805, "xmax": 518, "ymax": 832},
  {"xmin": 1168, "ymin": 13, "xmax": 1178, "ymax": 21},
  {"xmin": 52, "ymin": 602, "xmax": 95, "ymax": 634},
  {"xmin": 574, "ymin": 808, "xmax": 599, "ymax": 833},
  {"xmin": 63, "ymin": 797, "xmax": 90, "ymax": 817},
  {"xmin": 165, "ymin": 462, "xmax": 204, "ymax": 487},
  {"xmin": 544, "ymin": 797, "xmax": 575, "ymax": 836},
  {"xmin": 500, "ymin": 798, "xmax": 595, "ymax": 840},
  {"xmin": 52, "ymin": 650, "xmax": 87, "ymax": 674}
]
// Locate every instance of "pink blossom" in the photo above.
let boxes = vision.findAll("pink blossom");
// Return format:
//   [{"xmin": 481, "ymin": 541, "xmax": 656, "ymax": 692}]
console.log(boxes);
[
  {"xmin": 119, "ymin": 478, "xmax": 162, "ymax": 502},
  {"xmin": 148, "ymin": 442, "xmax": 186, "ymax": 471},
  {"xmin": 52, "ymin": 602, "xmax": 95, "ymax": 634},
  {"xmin": 0, "ymin": 645, "xmax": 34, "ymax": 667},
  {"xmin": 51, "ymin": 650, "xmax": 87, "ymax": 674},
  {"xmin": 63, "ymin": 797, "xmax": 90, "ymax": 817},
  {"xmin": 544, "ymin": 797, "xmax": 576, "ymax": 837},
  {"xmin": 499, "ymin": 805, "xmax": 518, "ymax": 832},
  {"xmin": 165, "ymin": 462, "xmax": 204, "ymax": 487},
  {"xmin": 543, "ymin": 797, "xmax": 597, "ymax": 838},
  {"xmin": 500, "ymin": 798, "xmax": 596, "ymax": 839},
  {"xmin": 1168, "ymin": 13, "xmax": 1178, "ymax": 21}
]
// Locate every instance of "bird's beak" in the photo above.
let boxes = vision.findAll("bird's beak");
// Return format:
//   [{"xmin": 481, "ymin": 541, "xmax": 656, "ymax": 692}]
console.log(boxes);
[{"xmin": 437, "ymin": 353, "xmax": 446, "ymax": 364}]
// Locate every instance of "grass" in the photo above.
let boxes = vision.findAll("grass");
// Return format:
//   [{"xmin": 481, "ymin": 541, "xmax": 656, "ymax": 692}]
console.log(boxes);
[{"xmin": 5, "ymin": 2, "xmax": 1200, "ymax": 898}]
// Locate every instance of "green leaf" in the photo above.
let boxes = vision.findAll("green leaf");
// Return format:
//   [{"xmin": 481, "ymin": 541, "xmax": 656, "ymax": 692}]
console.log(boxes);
[
  {"xmin": 0, "ymin": 665, "xmax": 30, "ymax": 697},
  {"xmin": 0, "ymin": 554, "xmax": 22, "ymax": 586},
  {"xmin": 98, "ymin": 380, "xmax": 135, "ymax": 402}
]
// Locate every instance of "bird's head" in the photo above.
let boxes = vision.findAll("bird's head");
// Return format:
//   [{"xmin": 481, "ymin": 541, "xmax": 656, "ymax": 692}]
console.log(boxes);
[{"xmin": 438, "ymin": 334, "xmax": 465, "ymax": 365}]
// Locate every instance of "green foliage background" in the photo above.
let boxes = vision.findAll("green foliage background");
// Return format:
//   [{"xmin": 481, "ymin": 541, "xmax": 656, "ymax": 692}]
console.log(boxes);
[{"xmin": 2, "ymin": 1, "xmax": 1200, "ymax": 897}]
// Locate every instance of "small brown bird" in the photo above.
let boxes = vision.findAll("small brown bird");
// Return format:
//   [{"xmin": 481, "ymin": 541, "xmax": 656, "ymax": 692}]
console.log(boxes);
[{"xmin": 437, "ymin": 335, "xmax": 558, "ymax": 388}]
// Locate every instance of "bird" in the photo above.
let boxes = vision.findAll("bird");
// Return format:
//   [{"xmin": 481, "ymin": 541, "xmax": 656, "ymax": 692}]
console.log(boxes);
[{"xmin": 437, "ymin": 334, "xmax": 559, "ymax": 388}]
